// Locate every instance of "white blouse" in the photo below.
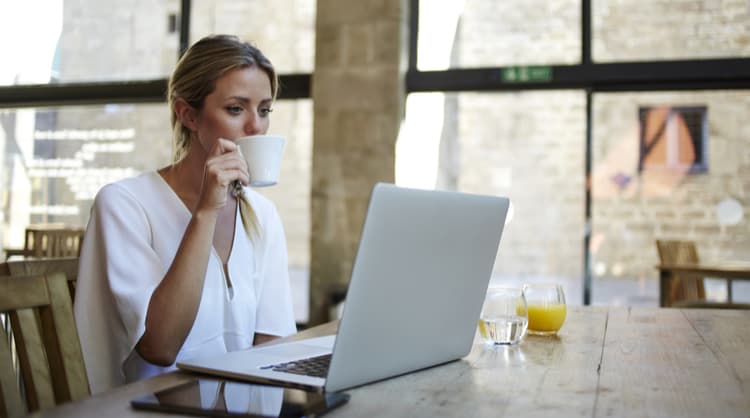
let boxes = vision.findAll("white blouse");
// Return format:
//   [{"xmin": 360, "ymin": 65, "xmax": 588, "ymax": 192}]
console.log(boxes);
[{"xmin": 74, "ymin": 171, "xmax": 296, "ymax": 394}]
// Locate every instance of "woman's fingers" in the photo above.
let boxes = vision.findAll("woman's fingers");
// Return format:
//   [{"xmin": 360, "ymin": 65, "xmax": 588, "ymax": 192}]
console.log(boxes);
[
  {"xmin": 209, "ymin": 137, "xmax": 237, "ymax": 155},
  {"xmin": 206, "ymin": 140, "xmax": 249, "ymax": 184},
  {"xmin": 197, "ymin": 138, "xmax": 250, "ymax": 212}
]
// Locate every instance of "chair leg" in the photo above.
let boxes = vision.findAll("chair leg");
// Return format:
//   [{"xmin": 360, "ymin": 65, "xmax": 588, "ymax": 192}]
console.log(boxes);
[
  {"xmin": 659, "ymin": 269, "xmax": 672, "ymax": 307},
  {"xmin": 727, "ymin": 279, "xmax": 733, "ymax": 303}
]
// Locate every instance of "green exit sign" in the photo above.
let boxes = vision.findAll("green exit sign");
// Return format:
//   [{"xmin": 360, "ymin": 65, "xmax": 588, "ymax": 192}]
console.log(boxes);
[{"xmin": 502, "ymin": 66, "xmax": 553, "ymax": 83}]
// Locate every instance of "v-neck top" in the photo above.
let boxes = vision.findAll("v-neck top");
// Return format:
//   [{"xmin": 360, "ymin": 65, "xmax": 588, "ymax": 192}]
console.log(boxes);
[{"xmin": 74, "ymin": 171, "xmax": 296, "ymax": 394}]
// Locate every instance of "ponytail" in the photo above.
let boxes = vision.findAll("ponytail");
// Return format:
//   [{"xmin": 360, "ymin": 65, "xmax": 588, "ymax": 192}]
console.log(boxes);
[{"xmin": 233, "ymin": 184, "xmax": 260, "ymax": 241}]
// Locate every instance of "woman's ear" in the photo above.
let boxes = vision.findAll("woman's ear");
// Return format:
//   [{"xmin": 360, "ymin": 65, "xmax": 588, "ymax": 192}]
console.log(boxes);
[{"xmin": 174, "ymin": 98, "xmax": 199, "ymax": 132}]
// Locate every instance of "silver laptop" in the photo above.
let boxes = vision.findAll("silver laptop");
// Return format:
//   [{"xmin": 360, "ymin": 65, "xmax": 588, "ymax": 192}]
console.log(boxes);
[{"xmin": 177, "ymin": 183, "xmax": 510, "ymax": 392}]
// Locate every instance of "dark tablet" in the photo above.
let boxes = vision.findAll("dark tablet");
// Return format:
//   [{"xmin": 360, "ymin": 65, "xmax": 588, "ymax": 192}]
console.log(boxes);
[{"xmin": 131, "ymin": 378, "xmax": 349, "ymax": 417}]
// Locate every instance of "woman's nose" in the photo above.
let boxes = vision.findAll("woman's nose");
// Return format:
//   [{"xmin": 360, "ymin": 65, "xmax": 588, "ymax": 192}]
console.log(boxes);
[{"xmin": 244, "ymin": 115, "xmax": 261, "ymax": 136}]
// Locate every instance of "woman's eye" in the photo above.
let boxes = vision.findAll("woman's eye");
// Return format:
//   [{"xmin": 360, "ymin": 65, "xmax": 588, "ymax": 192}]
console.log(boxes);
[
  {"xmin": 226, "ymin": 105, "xmax": 243, "ymax": 114},
  {"xmin": 259, "ymin": 107, "xmax": 274, "ymax": 117}
]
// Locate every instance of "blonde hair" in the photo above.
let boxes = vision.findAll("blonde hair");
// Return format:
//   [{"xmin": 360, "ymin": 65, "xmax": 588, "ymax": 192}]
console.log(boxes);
[{"xmin": 168, "ymin": 34, "xmax": 279, "ymax": 240}]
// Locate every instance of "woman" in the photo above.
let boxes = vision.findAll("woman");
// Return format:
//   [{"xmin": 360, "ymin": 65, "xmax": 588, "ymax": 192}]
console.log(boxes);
[{"xmin": 74, "ymin": 34, "xmax": 296, "ymax": 394}]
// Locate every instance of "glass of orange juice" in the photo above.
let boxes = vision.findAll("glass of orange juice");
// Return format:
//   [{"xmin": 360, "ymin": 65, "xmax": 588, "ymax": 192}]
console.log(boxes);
[{"xmin": 522, "ymin": 283, "xmax": 566, "ymax": 336}]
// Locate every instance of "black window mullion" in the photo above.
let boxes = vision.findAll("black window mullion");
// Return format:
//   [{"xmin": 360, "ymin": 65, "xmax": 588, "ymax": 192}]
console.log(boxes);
[
  {"xmin": 582, "ymin": 0, "xmax": 592, "ymax": 305},
  {"xmin": 408, "ymin": 0, "xmax": 419, "ymax": 71},
  {"xmin": 582, "ymin": 0, "xmax": 591, "ymax": 66},
  {"xmin": 0, "ymin": 80, "xmax": 168, "ymax": 108},
  {"xmin": 583, "ymin": 88, "xmax": 593, "ymax": 305},
  {"xmin": 0, "ymin": 74, "xmax": 311, "ymax": 109},
  {"xmin": 406, "ymin": 59, "xmax": 750, "ymax": 94},
  {"xmin": 179, "ymin": 0, "xmax": 191, "ymax": 57}
]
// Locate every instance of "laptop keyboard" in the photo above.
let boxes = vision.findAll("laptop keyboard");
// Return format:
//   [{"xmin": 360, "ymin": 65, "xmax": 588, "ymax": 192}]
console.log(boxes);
[{"xmin": 259, "ymin": 353, "xmax": 331, "ymax": 378}]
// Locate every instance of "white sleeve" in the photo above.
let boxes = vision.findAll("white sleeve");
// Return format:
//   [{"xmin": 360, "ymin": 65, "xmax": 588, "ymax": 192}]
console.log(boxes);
[
  {"xmin": 254, "ymin": 204, "xmax": 297, "ymax": 337},
  {"xmin": 74, "ymin": 182, "xmax": 164, "ymax": 393}
]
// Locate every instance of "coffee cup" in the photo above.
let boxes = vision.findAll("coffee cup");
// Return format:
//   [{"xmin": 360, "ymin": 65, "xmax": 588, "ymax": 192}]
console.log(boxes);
[{"xmin": 236, "ymin": 134, "xmax": 286, "ymax": 187}]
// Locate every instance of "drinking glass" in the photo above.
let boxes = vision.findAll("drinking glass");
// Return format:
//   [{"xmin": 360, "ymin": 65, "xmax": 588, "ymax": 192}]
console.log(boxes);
[
  {"xmin": 522, "ymin": 283, "xmax": 566, "ymax": 336},
  {"xmin": 478, "ymin": 287, "xmax": 528, "ymax": 345}
]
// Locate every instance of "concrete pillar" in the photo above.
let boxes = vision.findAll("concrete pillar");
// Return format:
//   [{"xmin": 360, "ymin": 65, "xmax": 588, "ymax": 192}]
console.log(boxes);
[{"xmin": 309, "ymin": 0, "xmax": 408, "ymax": 325}]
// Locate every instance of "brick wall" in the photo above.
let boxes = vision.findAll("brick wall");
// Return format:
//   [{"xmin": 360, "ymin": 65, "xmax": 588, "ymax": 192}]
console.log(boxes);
[
  {"xmin": 405, "ymin": 0, "xmax": 750, "ymax": 288},
  {"xmin": 592, "ymin": 0, "xmax": 750, "ymax": 61},
  {"xmin": 591, "ymin": 91, "xmax": 750, "ymax": 280},
  {"xmin": 459, "ymin": 0, "xmax": 581, "ymax": 66},
  {"xmin": 452, "ymin": 91, "xmax": 586, "ymax": 280}
]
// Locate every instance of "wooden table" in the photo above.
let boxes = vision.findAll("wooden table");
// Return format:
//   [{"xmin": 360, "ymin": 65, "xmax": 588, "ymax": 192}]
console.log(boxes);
[
  {"xmin": 30, "ymin": 307, "xmax": 750, "ymax": 418},
  {"xmin": 658, "ymin": 261, "xmax": 750, "ymax": 306}
]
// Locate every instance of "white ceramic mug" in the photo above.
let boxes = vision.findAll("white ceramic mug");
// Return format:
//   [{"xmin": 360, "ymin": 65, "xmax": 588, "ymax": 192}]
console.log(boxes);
[{"xmin": 236, "ymin": 134, "xmax": 286, "ymax": 187}]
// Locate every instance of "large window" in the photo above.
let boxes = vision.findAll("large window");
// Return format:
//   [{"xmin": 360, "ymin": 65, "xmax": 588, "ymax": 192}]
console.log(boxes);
[
  {"xmin": 0, "ymin": 104, "xmax": 171, "ymax": 239},
  {"xmin": 0, "ymin": 0, "xmax": 179, "ymax": 86},
  {"xmin": 0, "ymin": 0, "xmax": 315, "ymax": 323},
  {"xmin": 399, "ymin": 91, "xmax": 586, "ymax": 303},
  {"xmin": 3, "ymin": 0, "xmax": 750, "ymax": 319},
  {"xmin": 410, "ymin": 0, "xmax": 750, "ymax": 306}
]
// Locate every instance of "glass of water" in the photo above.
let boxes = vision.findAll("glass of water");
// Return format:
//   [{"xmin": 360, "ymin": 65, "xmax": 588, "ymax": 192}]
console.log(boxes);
[{"xmin": 478, "ymin": 287, "xmax": 528, "ymax": 345}]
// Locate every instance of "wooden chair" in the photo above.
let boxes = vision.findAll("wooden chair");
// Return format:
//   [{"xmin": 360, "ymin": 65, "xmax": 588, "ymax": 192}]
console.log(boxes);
[
  {"xmin": 0, "ymin": 272, "xmax": 89, "ymax": 417},
  {"xmin": 656, "ymin": 240, "xmax": 705, "ymax": 306},
  {"xmin": 655, "ymin": 239, "xmax": 747, "ymax": 308},
  {"xmin": 0, "ymin": 257, "xmax": 79, "ymax": 303},
  {"xmin": 4, "ymin": 225, "xmax": 84, "ymax": 260}
]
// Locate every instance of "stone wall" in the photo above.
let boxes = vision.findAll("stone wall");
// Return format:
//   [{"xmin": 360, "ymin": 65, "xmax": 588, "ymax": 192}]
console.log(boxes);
[
  {"xmin": 189, "ymin": 0, "xmax": 315, "ymax": 73},
  {"xmin": 433, "ymin": 0, "xmax": 750, "ymax": 290},
  {"xmin": 591, "ymin": 91, "xmax": 750, "ymax": 281},
  {"xmin": 421, "ymin": 87, "xmax": 750, "ymax": 285},
  {"xmin": 453, "ymin": 91, "xmax": 587, "ymax": 280},
  {"xmin": 592, "ymin": 0, "xmax": 750, "ymax": 61},
  {"xmin": 309, "ymin": 0, "xmax": 408, "ymax": 324},
  {"xmin": 458, "ymin": 0, "xmax": 581, "ymax": 66}
]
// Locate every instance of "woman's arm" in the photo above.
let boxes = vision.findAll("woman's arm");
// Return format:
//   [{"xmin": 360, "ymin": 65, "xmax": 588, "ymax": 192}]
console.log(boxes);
[
  {"xmin": 135, "ymin": 208, "xmax": 218, "ymax": 365},
  {"xmin": 253, "ymin": 333, "xmax": 280, "ymax": 346},
  {"xmin": 136, "ymin": 139, "xmax": 248, "ymax": 366}
]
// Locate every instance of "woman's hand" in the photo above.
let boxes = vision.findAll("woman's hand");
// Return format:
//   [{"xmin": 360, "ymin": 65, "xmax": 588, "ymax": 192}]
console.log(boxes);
[{"xmin": 196, "ymin": 138, "xmax": 249, "ymax": 213}]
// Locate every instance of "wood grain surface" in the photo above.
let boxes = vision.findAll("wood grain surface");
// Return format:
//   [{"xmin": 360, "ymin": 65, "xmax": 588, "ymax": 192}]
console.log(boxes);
[{"xmin": 28, "ymin": 307, "xmax": 750, "ymax": 418}]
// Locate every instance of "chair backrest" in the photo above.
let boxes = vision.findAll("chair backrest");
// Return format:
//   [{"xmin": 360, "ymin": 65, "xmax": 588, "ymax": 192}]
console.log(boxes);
[
  {"xmin": 0, "ymin": 272, "xmax": 90, "ymax": 417},
  {"xmin": 23, "ymin": 226, "xmax": 84, "ymax": 258},
  {"xmin": 3, "ymin": 225, "xmax": 84, "ymax": 261},
  {"xmin": 0, "ymin": 257, "xmax": 79, "ymax": 302},
  {"xmin": 656, "ymin": 239, "xmax": 705, "ymax": 306}
]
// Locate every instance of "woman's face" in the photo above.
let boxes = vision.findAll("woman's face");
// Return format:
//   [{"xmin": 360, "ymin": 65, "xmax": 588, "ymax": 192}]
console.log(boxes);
[{"xmin": 193, "ymin": 66, "xmax": 273, "ymax": 152}]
